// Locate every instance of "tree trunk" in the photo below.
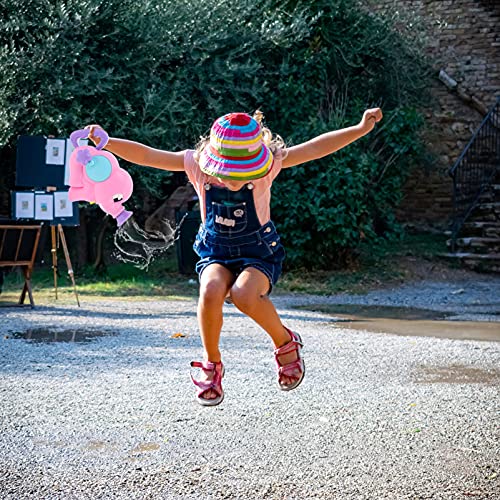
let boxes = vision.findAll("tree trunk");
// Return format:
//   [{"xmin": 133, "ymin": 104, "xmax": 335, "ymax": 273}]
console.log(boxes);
[
  {"xmin": 93, "ymin": 215, "xmax": 110, "ymax": 271},
  {"xmin": 76, "ymin": 207, "xmax": 88, "ymax": 268}
]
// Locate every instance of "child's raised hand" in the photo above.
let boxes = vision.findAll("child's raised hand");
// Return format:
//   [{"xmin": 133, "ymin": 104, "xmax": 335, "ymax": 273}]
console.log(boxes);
[
  {"xmin": 359, "ymin": 108, "xmax": 383, "ymax": 133},
  {"xmin": 84, "ymin": 124, "xmax": 107, "ymax": 147}
]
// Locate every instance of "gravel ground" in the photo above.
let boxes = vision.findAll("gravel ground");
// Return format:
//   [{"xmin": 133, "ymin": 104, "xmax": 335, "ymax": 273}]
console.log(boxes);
[{"xmin": 1, "ymin": 278, "xmax": 499, "ymax": 499}]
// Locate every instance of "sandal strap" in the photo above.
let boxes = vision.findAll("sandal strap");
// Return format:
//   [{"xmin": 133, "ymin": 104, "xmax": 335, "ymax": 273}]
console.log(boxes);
[
  {"xmin": 274, "ymin": 339, "xmax": 301, "ymax": 358},
  {"xmin": 190, "ymin": 360, "xmax": 224, "ymax": 395},
  {"xmin": 278, "ymin": 360, "xmax": 303, "ymax": 377},
  {"xmin": 274, "ymin": 329, "xmax": 304, "ymax": 387},
  {"xmin": 190, "ymin": 360, "xmax": 218, "ymax": 370},
  {"xmin": 274, "ymin": 331, "xmax": 303, "ymax": 364}
]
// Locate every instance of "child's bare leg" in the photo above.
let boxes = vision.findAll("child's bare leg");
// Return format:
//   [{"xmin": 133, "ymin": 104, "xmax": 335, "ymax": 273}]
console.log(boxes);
[
  {"xmin": 196, "ymin": 264, "xmax": 235, "ymax": 400},
  {"xmin": 229, "ymin": 267, "xmax": 299, "ymax": 386},
  {"xmin": 198, "ymin": 263, "xmax": 235, "ymax": 361}
]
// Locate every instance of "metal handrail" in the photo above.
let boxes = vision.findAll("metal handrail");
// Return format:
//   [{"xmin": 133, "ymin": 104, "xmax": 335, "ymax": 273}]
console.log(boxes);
[{"xmin": 448, "ymin": 96, "xmax": 500, "ymax": 251}]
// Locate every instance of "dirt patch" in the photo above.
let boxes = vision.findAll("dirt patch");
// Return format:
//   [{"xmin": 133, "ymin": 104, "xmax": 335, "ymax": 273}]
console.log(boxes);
[{"xmin": 391, "ymin": 255, "xmax": 489, "ymax": 284}]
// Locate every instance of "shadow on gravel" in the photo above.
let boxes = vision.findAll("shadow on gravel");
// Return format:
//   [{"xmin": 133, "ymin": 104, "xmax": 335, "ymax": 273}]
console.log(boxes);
[
  {"xmin": 4, "ymin": 305, "xmax": 199, "ymax": 321},
  {"xmin": 0, "ymin": 326, "xmax": 275, "ymax": 376}
]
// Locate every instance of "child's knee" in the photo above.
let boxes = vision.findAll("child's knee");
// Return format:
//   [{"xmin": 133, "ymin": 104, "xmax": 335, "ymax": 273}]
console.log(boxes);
[
  {"xmin": 229, "ymin": 286, "xmax": 259, "ymax": 313},
  {"xmin": 199, "ymin": 280, "xmax": 227, "ymax": 307}
]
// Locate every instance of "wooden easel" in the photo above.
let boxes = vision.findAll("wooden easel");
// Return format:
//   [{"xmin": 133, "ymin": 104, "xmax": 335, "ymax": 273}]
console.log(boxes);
[
  {"xmin": 0, "ymin": 224, "xmax": 42, "ymax": 308},
  {"xmin": 50, "ymin": 224, "xmax": 80, "ymax": 307}
]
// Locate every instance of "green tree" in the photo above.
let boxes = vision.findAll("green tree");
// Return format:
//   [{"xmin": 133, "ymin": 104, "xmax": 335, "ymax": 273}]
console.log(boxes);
[
  {"xmin": 0, "ymin": 0, "xmax": 432, "ymax": 269},
  {"xmin": 265, "ymin": 0, "xmax": 432, "ymax": 267}
]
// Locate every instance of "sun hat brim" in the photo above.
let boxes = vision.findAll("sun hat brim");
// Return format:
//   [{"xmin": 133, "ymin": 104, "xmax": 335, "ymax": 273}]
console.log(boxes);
[{"xmin": 199, "ymin": 143, "xmax": 274, "ymax": 181}]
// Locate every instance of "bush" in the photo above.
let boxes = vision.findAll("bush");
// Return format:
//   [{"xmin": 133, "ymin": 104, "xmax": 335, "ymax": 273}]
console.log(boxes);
[
  {"xmin": 274, "ymin": 107, "xmax": 426, "ymax": 268},
  {"xmin": 0, "ymin": 0, "xmax": 432, "ymax": 268}
]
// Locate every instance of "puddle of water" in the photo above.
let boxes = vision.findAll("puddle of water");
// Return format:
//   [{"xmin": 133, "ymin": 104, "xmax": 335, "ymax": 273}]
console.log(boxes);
[
  {"xmin": 7, "ymin": 328, "xmax": 116, "ymax": 344},
  {"xmin": 341, "ymin": 318, "xmax": 500, "ymax": 342},
  {"xmin": 297, "ymin": 304, "xmax": 500, "ymax": 342},
  {"xmin": 414, "ymin": 364, "xmax": 500, "ymax": 385}
]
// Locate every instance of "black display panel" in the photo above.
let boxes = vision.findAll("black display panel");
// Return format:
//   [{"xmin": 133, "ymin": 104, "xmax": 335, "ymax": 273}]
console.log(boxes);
[{"xmin": 15, "ymin": 135, "xmax": 68, "ymax": 188}]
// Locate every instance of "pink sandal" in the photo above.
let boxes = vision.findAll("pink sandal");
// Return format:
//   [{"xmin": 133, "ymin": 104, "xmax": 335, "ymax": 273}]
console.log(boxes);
[
  {"xmin": 274, "ymin": 329, "xmax": 305, "ymax": 391},
  {"xmin": 190, "ymin": 360, "xmax": 225, "ymax": 406}
]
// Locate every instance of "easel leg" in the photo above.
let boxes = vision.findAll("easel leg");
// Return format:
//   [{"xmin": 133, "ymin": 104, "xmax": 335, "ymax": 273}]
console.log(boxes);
[
  {"xmin": 18, "ymin": 267, "xmax": 35, "ymax": 308},
  {"xmin": 18, "ymin": 272, "xmax": 27, "ymax": 306},
  {"xmin": 51, "ymin": 225, "xmax": 58, "ymax": 299},
  {"xmin": 57, "ymin": 224, "xmax": 80, "ymax": 307}
]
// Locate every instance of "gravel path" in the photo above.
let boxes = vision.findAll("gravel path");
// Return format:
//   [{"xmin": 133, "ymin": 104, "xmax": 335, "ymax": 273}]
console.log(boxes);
[{"xmin": 1, "ymin": 278, "xmax": 499, "ymax": 499}]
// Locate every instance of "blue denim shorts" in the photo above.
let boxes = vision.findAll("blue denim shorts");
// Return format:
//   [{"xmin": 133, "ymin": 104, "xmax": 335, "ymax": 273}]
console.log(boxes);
[{"xmin": 193, "ymin": 220, "xmax": 286, "ymax": 290}]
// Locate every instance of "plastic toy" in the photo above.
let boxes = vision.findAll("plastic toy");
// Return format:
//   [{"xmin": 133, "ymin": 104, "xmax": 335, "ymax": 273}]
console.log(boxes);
[{"xmin": 68, "ymin": 128, "xmax": 133, "ymax": 226}]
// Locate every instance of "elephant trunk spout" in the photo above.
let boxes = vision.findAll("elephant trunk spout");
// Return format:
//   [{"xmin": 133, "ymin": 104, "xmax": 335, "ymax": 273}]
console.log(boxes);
[{"xmin": 116, "ymin": 210, "xmax": 133, "ymax": 226}]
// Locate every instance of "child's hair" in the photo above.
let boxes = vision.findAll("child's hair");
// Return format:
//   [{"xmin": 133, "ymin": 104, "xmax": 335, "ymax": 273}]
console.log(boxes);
[{"xmin": 194, "ymin": 110, "xmax": 288, "ymax": 163}]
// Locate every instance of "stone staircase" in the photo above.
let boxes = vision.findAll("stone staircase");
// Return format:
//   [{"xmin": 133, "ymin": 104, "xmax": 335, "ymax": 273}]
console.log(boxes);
[
  {"xmin": 444, "ymin": 97, "xmax": 500, "ymax": 273},
  {"xmin": 444, "ymin": 171, "xmax": 500, "ymax": 272}
]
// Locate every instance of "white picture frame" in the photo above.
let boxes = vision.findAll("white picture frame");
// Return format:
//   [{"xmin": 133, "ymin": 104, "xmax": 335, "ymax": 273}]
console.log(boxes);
[
  {"xmin": 34, "ymin": 193, "xmax": 54, "ymax": 220},
  {"xmin": 46, "ymin": 138, "xmax": 66, "ymax": 166},
  {"xmin": 54, "ymin": 191, "xmax": 73, "ymax": 217},
  {"xmin": 15, "ymin": 192, "xmax": 35, "ymax": 219}
]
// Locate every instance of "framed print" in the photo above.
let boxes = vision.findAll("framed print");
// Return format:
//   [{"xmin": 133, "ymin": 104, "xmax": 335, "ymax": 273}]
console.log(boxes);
[
  {"xmin": 45, "ymin": 138, "xmax": 66, "ymax": 165},
  {"xmin": 14, "ymin": 192, "xmax": 35, "ymax": 219},
  {"xmin": 54, "ymin": 191, "xmax": 73, "ymax": 217},
  {"xmin": 34, "ymin": 193, "xmax": 54, "ymax": 220}
]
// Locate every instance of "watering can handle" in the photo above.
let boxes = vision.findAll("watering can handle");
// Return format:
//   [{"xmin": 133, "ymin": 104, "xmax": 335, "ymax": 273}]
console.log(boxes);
[{"xmin": 70, "ymin": 128, "xmax": 109, "ymax": 150}]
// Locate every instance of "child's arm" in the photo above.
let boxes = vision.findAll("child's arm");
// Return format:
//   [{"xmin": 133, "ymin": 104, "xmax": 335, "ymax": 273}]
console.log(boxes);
[
  {"xmin": 282, "ymin": 108, "xmax": 383, "ymax": 169},
  {"xmin": 85, "ymin": 125, "xmax": 185, "ymax": 171}
]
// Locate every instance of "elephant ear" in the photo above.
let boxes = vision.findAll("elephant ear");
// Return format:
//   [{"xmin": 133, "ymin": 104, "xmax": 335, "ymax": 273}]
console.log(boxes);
[
  {"xmin": 85, "ymin": 155, "xmax": 112, "ymax": 182},
  {"xmin": 68, "ymin": 149, "xmax": 85, "ymax": 188}
]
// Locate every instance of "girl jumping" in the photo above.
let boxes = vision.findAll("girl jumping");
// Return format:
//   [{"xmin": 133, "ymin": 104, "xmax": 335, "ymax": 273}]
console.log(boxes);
[{"xmin": 86, "ymin": 107, "xmax": 382, "ymax": 406}]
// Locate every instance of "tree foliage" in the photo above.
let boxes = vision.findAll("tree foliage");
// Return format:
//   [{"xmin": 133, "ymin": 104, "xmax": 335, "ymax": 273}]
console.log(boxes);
[{"xmin": 0, "ymin": 0, "xmax": 432, "ymax": 268}]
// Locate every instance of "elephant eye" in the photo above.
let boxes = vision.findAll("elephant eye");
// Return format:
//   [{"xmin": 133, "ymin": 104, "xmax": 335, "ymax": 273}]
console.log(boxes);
[{"xmin": 113, "ymin": 193, "xmax": 124, "ymax": 202}]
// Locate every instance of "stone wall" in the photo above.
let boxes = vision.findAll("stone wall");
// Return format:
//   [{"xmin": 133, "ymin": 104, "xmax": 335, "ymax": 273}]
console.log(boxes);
[{"xmin": 367, "ymin": 0, "xmax": 500, "ymax": 229}]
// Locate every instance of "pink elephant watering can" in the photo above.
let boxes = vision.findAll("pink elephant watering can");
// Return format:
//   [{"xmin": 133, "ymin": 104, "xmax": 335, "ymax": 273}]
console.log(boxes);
[{"xmin": 68, "ymin": 128, "xmax": 133, "ymax": 226}]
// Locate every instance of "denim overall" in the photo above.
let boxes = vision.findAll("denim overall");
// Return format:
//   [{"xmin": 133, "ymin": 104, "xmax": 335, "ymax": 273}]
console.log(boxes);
[{"xmin": 193, "ymin": 182, "xmax": 286, "ymax": 289}]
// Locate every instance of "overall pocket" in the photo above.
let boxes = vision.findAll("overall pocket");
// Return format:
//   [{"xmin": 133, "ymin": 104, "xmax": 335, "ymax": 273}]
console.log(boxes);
[{"xmin": 211, "ymin": 201, "xmax": 248, "ymax": 235}]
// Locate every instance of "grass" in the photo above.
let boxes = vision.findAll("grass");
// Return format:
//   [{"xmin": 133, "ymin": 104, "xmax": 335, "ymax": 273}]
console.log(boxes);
[
  {"xmin": 0, "ymin": 250, "xmax": 199, "ymax": 306},
  {"xmin": 0, "ymin": 232, "xmax": 451, "ymax": 305}
]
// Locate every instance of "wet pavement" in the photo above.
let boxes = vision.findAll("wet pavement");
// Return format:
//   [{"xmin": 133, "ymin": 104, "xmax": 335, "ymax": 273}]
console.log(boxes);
[
  {"xmin": 0, "ymin": 280, "xmax": 499, "ymax": 499},
  {"xmin": 339, "ymin": 318, "xmax": 500, "ymax": 342},
  {"xmin": 294, "ymin": 304, "xmax": 500, "ymax": 342},
  {"xmin": 6, "ymin": 328, "xmax": 116, "ymax": 343},
  {"xmin": 413, "ymin": 364, "xmax": 500, "ymax": 385}
]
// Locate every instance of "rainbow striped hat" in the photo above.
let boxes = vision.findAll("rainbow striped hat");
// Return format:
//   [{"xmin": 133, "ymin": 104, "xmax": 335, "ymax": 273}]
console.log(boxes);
[{"xmin": 199, "ymin": 113, "xmax": 274, "ymax": 181}]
